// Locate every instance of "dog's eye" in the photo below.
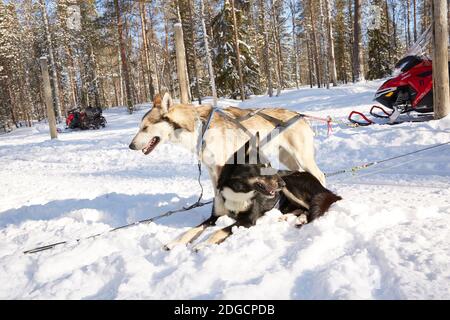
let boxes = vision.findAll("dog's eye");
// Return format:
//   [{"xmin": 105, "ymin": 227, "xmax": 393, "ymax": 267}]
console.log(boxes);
[{"xmin": 142, "ymin": 126, "xmax": 148, "ymax": 131}]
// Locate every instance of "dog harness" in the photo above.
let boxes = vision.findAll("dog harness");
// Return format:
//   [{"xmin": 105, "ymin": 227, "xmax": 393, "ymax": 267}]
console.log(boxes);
[{"xmin": 197, "ymin": 106, "xmax": 306, "ymax": 155}]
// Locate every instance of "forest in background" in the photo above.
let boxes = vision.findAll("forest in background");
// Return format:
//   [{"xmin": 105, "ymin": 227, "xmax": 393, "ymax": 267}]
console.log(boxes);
[{"xmin": 0, "ymin": 0, "xmax": 445, "ymax": 130}]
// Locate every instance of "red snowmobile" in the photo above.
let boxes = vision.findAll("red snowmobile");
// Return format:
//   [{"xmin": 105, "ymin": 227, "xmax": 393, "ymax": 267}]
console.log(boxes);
[{"xmin": 349, "ymin": 55, "xmax": 449, "ymax": 126}]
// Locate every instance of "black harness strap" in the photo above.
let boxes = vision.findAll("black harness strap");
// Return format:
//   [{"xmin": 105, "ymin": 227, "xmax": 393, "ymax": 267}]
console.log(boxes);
[
  {"xmin": 213, "ymin": 108, "xmax": 305, "ymax": 147},
  {"xmin": 215, "ymin": 108, "xmax": 255, "ymax": 138},
  {"xmin": 258, "ymin": 113, "xmax": 305, "ymax": 148}
]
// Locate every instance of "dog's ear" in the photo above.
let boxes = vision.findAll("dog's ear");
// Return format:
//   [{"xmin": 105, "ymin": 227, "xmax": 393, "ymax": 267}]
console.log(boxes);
[
  {"xmin": 160, "ymin": 92, "xmax": 173, "ymax": 113},
  {"xmin": 152, "ymin": 94, "xmax": 162, "ymax": 109}
]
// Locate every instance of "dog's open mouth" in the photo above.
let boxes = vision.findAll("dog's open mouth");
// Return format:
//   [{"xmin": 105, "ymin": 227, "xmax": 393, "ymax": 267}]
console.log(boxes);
[
  {"xmin": 142, "ymin": 137, "xmax": 160, "ymax": 155},
  {"xmin": 255, "ymin": 182, "xmax": 278, "ymax": 197}
]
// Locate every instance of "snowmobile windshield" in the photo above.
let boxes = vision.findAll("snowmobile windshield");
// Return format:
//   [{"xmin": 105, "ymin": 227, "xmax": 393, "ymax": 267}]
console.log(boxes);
[{"xmin": 393, "ymin": 56, "xmax": 423, "ymax": 75}]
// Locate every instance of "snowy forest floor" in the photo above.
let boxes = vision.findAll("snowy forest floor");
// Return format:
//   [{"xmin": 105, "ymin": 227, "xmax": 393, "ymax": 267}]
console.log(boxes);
[{"xmin": 1, "ymin": 80, "xmax": 450, "ymax": 299}]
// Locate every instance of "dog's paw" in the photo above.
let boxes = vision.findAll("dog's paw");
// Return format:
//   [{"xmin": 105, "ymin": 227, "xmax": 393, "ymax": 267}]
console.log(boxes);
[
  {"xmin": 192, "ymin": 242, "xmax": 209, "ymax": 253},
  {"xmin": 278, "ymin": 214, "xmax": 296, "ymax": 222},
  {"xmin": 295, "ymin": 214, "xmax": 308, "ymax": 228}
]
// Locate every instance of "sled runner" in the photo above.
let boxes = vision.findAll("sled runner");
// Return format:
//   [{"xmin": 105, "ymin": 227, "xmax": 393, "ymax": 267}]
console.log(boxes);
[{"xmin": 348, "ymin": 105, "xmax": 435, "ymax": 126}]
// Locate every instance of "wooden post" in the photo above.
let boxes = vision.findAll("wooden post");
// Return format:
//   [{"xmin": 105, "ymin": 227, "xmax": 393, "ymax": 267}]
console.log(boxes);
[
  {"xmin": 432, "ymin": 0, "xmax": 450, "ymax": 119},
  {"xmin": 40, "ymin": 57, "xmax": 58, "ymax": 139},
  {"xmin": 39, "ymin": 0, "xmax": 62, "ymax": 122},
  {"xmin": 174, "ymin": 23, "xmax": 191, "ymax": 104}
]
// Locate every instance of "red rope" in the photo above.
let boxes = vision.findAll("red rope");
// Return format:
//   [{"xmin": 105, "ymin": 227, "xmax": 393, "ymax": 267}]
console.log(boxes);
[{"xmin": 302, "ymin": 114, "xmax": 334, "ymax": 136}]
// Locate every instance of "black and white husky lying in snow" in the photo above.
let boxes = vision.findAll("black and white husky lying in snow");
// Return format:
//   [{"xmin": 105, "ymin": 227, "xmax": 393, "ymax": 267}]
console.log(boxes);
[{"xmin": 164, "ymin": 137, "xmax": 341, "ymax": 251}]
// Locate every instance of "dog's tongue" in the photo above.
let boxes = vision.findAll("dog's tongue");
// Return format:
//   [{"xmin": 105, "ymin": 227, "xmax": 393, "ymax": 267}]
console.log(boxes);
[{"xmin": 142, "ymin": 137, "xmax": 160, "ymax": 155}]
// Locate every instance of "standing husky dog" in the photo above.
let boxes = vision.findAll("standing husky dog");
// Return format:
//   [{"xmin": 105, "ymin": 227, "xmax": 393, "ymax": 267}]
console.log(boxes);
[{"xmin": 129, "ymin": 93, "xmax": 325, "ymax": 187}]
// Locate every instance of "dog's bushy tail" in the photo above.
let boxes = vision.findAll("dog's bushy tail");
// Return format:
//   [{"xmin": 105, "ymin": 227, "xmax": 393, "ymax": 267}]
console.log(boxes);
[{"xmin": 309, "ymin": 192, "xmax": 342, "ymax": 222}]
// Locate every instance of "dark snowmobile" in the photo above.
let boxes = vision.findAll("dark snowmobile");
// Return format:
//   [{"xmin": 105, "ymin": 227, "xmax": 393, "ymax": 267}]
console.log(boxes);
[{"xmin": 66, "ymin": 107, "xmax": 106, "ymax": 130}]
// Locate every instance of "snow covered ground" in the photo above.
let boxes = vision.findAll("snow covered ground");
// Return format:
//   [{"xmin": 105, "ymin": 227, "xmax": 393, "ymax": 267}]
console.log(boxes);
[{"xmin": 1, "ymin": 80, "xmax": 449, "ymax": 299}]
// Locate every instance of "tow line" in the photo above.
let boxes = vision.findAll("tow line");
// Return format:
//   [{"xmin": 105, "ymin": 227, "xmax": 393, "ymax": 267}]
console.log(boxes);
[{"xmin": 325, "ymin": 141, "xmax": 450, "ymax": 178}]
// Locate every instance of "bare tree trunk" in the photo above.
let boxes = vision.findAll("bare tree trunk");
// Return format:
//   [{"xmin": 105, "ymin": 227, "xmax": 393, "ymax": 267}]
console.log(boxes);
[
  {"xmin": 289, "ymin": 1, "xmax": 299, "ymax": 89},
  {"xmin": 88, "ymin": 41, "xmax": 101, "ymax": 108},
  {"xmin": 413, "ymin": 0, "xmax": 417, "ymax": 41},
  {"xmin": 319, "ymin": 0, "xmax": 329, "ymax": 89},
  {"xmin": 164, "ymin": 15, "xmax": 175, "ymax": 97},
  {"xmin": 432, "ymin": 0, "xmax": 450, "ymax": 119},
  {"xmin": 114, "ymin": 0, "xmax": 133, "ymax": 113},
  {"xmin": 348, "ymin": 0, "xmax": 354, "ymax": 82},
  {"xmin": 230, "ymin": 0, "xmax": 246, "ymax": 101},
  {"xmin": 325, "ymin": 0, "xmax": 337, "ymax": 86},
  {"xmin": 147, "ymin": 7, "xmax": 161, "ymax": 94},
  {"xmin": 174, "ymin": 23, "xmax": 191, "ymax": 104},
  {"xmin": 306, "ymin": 32, "xmax": 314, "ymax": 88},
  {"xmin": 187, "ymin": 0, "xmax": 202, "ymax": 104},
  {"xmin": 39, "ymin": 0, "xmax": 62, "ymax": 121},
  {"xmin": 385, "ymin": 0, "xmax": 391, "ymax": 62},
  {"xmin": 139, "ymin": 1, "xmax": 155, "ymax": 101},
  {"xmin": 40, "ymin": 57, "xmax": 58, "ymax": 139},
  {"xmin": 407, "ymin": 0, "xmax": 411, "ymax": 46},
  {"xmin": 392, "ymin": 3, "xmax": 397, "ymax": 50},
  {"xmin": 270, "ymin": 0, "xmax": 283, "ymax": 95},
  {"xmin": 260, "ymin": 0, "xmax": 273, "ymax": 97},
  {"xmin": 352, "ymin": 0, "xmax": 364, "ymax": 82},
  {"xmin": 200, "ymin": 0, "xmax": 217, "ymax": 106},
  {"xmin": 309, "ymin": 0, "xmax": 321, "ymax": 87}
]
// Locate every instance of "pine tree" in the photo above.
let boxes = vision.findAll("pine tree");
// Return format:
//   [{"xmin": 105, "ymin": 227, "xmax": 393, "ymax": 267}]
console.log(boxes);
[
  {"xmin": 352, "ymin": 0, "xmax": 364, "ymax": 82},
  {"xmin": 367, "ymin": 0, "xmax": 391, "ymax": 79},
  {"xmin": 334, "ymin": 0, "xmax": 352, "ymax": 83},
  {"xmin": 212, "ymin": 0, "xmax": 261, "ymax": 99}
]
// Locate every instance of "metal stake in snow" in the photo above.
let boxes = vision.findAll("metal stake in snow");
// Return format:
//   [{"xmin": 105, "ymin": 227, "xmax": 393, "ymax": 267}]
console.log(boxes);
[{"xmin": 39, "ymin": 56, "xmax": 58, "ymax": 139}]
